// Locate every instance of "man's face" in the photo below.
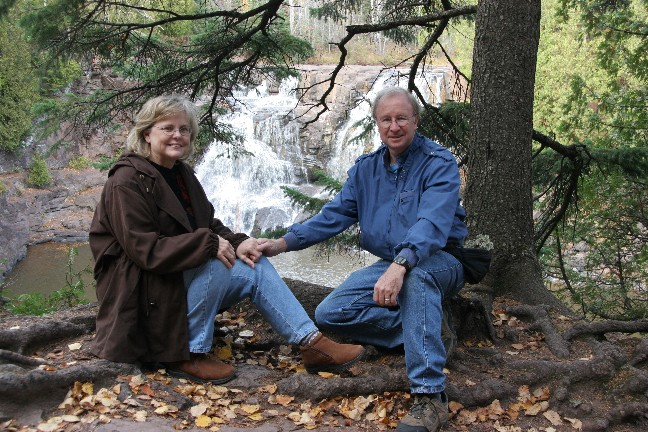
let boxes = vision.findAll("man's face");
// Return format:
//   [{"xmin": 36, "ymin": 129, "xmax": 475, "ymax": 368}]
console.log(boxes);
[{"xmin": 375, "ymin": 93, "xmax": 419, "ymax": 162}]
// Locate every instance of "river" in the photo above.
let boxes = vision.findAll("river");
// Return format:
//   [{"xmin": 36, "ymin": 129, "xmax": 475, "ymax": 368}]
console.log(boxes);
[{"xmin": 1, "ymin": 242, "xmax": 372, "ymax": 301}]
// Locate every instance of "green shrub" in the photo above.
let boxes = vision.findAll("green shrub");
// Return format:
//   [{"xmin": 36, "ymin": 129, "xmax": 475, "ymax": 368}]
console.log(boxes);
[
  {"xmin": 68, "ymin": 155, "xmax": 91, "ymax": 170},
  {"xmin": 0, "ymin": 181, "xmax": 7, "ymax": 195},
  {"xmin": 92, "ymin": 152, "xmax": 121, "ymax": 171},
  {"xmin": 26, "ymin": 153, "xmax": 52, "ymax": 188}
]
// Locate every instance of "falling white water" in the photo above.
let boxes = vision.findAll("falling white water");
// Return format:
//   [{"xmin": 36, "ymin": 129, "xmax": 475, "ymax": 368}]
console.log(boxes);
[
  {"xmin": 196, "ymin": 78, "xmax": 303, "ymax": 234},
  {"xmin": 195, "ymin": 68, "xmax": 450, "ymax": 236}
]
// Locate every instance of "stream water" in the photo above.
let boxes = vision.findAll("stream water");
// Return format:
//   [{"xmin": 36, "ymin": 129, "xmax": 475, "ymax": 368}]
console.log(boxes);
[{"xmin": 1, "ymin": 242, "xmax": 372, "ymax": 301}]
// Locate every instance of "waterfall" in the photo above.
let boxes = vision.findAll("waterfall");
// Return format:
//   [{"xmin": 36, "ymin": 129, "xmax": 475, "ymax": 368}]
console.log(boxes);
[
  {"xmin": 196, "ymin": 78, "xmax": 303, "ymax": 234},
  {"xmin": 196, "ymin": 68, "xmax": 450, "ymax": 235}
]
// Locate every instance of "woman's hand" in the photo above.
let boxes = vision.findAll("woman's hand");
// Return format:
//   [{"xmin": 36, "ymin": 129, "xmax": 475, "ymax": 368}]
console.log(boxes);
[
  {"xmin": 236, "ymin": 237, "xmax": 263, "ymax": 268},
  {"xmin": 216, "ymin": 236, "xmax": 236, "ymax": 269}
]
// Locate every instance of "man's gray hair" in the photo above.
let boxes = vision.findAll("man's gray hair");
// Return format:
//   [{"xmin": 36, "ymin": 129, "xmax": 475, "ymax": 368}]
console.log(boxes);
[{"xmin": 371, "ymin": 87, "xmax": 422, "ymax": 120}]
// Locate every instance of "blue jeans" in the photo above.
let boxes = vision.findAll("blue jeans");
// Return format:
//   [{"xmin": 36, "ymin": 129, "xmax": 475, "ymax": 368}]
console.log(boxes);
[
  {"xmin": 315, "ymin": 251, "xmax": 463, "ymax": 394},
  {"xmin": 183, "ymin": 256, "xmax": 318, "ymax": 353}
]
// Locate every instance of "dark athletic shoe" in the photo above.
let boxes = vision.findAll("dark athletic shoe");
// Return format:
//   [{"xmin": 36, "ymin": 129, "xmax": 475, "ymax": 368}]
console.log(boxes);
[{"xmin": 396, "ymin": 393, "xmax": 449, "ymax": 432}]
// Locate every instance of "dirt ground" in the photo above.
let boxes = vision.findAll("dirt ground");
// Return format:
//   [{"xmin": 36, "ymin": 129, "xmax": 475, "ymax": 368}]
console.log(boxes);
[{"xmin": 1, "ymin": 289, "xmax": 648, "ymax": 432}]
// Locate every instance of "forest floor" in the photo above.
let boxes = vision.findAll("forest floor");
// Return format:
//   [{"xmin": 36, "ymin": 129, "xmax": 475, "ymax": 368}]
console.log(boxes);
[{"xmin": 1, "ymin": 281, "xmax": 648, "ymax": 432}]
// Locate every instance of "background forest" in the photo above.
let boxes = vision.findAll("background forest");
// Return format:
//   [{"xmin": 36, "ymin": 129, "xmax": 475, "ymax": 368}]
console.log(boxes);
[{"xmin": 1, "ymin": 0, "xmax": 645, "ymax": 321}]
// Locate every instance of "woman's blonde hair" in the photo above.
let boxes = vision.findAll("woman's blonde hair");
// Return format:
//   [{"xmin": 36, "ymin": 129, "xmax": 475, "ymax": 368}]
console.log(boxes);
[{"xmin": 126, "ymin": 94, "xmax": 200, "ymax": 160}]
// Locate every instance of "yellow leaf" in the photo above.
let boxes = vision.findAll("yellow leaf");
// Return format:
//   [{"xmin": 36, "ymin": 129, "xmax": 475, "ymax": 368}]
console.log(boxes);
[
  {"xmin": 248, "ymin": 413, "xmax": 264, "ymax": 421},
  {"xmin": 217, "ymin": 346, "xmax": 233, "ymax": 360},
  {"xmin": 317, "ymin": 371, "xmax": 335, "ymax": 378},
  {"xmin": 240, "ymin": 404, "xmax": 260, "ymax": 414},
  {"xmin": 195, "ymin": 415, "xmax": 212, "ymax": 427},
  {"xmin": 82, "ymin": 382, "xmax": 94, "ymax": 395},
  {"xmin": 524, "ymin": 401, "xmax": 549, "ymax": 416}
]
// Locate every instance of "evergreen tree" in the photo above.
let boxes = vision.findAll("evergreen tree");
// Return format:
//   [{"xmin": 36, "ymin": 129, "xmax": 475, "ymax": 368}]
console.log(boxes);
[{"xmin": 0, "ymin": 16, "xmax": 38, "ymax": 152}]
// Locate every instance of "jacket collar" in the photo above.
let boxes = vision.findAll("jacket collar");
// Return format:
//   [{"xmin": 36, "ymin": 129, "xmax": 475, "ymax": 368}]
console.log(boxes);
[{"xmin": 112, "ymin": 154, "xmax": 209, "ymax": 232}]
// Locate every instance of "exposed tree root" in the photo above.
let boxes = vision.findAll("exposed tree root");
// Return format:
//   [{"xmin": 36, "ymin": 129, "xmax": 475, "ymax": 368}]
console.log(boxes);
[
  {"xmin": 1, "ymin": 283, "xmax": 647, "ymax": 431},
  {"xmin": 565, "ymin": 319, "xmax": 648, "ymax": 341}
]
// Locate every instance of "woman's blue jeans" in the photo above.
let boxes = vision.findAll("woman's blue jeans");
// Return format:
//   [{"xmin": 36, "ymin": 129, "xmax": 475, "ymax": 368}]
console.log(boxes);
[
  {"xmin": 183, "ymin": 256, "xmax": 318, "ymax": 353},
  {"xmin": 314, "ymin": 251, "xmax": 463, "ymax": 394}
]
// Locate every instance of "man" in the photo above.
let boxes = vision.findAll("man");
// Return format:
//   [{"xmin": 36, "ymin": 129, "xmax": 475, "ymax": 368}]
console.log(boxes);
[{"xmin": 259, "ymin": 86, "xmax": 468, "ymax": 432}]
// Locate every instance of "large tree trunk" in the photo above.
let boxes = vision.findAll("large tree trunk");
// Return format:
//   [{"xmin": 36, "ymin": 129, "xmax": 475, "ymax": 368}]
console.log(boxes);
[{"xmin": 466, "ymin": 0, "xmax": 564, "ymax": 310}]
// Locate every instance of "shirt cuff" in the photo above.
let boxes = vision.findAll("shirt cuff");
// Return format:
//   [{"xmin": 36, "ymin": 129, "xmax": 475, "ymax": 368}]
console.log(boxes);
[
  {"xmin": 283, "ymin": 232, "xmax": 300, "ymax": 251},
  {"xmin": 396, "ymin": 248, "xmax": 417, "ymax": 269}
]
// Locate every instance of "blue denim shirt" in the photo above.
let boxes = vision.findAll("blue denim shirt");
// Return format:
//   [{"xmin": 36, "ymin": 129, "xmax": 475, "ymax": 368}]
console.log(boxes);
[{"xmin": 284, "ymin": 132, "xmax": 468, "ymax": 269}]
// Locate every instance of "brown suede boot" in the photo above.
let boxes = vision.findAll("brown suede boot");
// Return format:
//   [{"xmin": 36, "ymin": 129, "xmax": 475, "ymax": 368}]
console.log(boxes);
[
  {"xmin": 165, "ymin": 353, "xmax": 235, "ymax": 384},
  {"xmin": 300, "ymin": 333, "xmax": 365, "ymax": 373}
]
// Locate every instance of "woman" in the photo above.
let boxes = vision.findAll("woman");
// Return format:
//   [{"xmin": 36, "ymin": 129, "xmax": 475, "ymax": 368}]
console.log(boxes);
[{"xmin": 89, "ymin": 95, "xmax": 364, "ymax": 384}]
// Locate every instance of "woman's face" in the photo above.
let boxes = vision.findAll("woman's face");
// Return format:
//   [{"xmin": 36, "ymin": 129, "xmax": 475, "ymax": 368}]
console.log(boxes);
[{"xmin": 144, "ymin": 112, "xmax": 192, "ymax": 168}]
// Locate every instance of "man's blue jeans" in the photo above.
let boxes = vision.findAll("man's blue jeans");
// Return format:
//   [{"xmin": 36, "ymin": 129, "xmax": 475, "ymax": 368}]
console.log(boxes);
[
  {"xmin": 183, "ymin": 256, "xmax": 318, "ymax": 353},
  {"xmin": 315, "ymin": 251, "xmax": 463, "ymax": 394}
]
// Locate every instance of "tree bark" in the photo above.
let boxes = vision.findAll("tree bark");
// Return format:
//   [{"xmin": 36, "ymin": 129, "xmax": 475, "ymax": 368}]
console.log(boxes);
[{"xmin": 467, "ymin": 0, "xmax": 564, "ymax": 310}]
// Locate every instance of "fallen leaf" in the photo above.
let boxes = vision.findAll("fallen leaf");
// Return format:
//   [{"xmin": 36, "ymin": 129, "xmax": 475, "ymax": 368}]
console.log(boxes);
[
  {"xmin": 543, "ymin": 410, "xmax": 563, "ymax": 426},
  {"xmin": 240, "ymin": 404, "xmax": 260, "ymax": 414},
  {"xmin": 258, "ymin": 384, "xmax": 277, "ymax": 394},
  {"xmin": 190, "ymin": 403, "xmax": 209, "ymax": 417},
  {"xmin": 195, "ymin": 415, "xmax": 212, "ymax": 427},
  {"xmin": 524, "ymin": 401, "xmax": 549, "ymax": 416},
  {"xmin": 68, "ymin": 342, "xmax": 83, "ymax": 351},
  {"xmin": 565, "ymin": 416, "xmax": 583, "ymax": 430},
  {"xmin": 132, "ymin": 410, "xmax": 147, "ymax": 422},
  {"xmin": 448, "ymin": 401, "xmax": 464, "ymax": 414}
]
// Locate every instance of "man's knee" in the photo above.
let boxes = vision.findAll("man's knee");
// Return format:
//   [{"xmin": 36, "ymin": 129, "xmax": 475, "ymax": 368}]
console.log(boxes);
[{"xmin": 314, "ymin": 301, "xmax": 332, "ymax": 327}]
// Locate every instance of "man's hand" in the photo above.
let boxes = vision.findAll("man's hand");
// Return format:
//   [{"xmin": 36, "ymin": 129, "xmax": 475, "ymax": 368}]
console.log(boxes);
[
  {"xmin": 256, "ymin": 238, "xmax": 287, "ymax": 257},
  {"xmin": 236, "ymin": 237, "xmax": 263, "ymax": 268},
  {"xmin": 373, "ymin": 263, "xmax": 407, "ymax": 307}
]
